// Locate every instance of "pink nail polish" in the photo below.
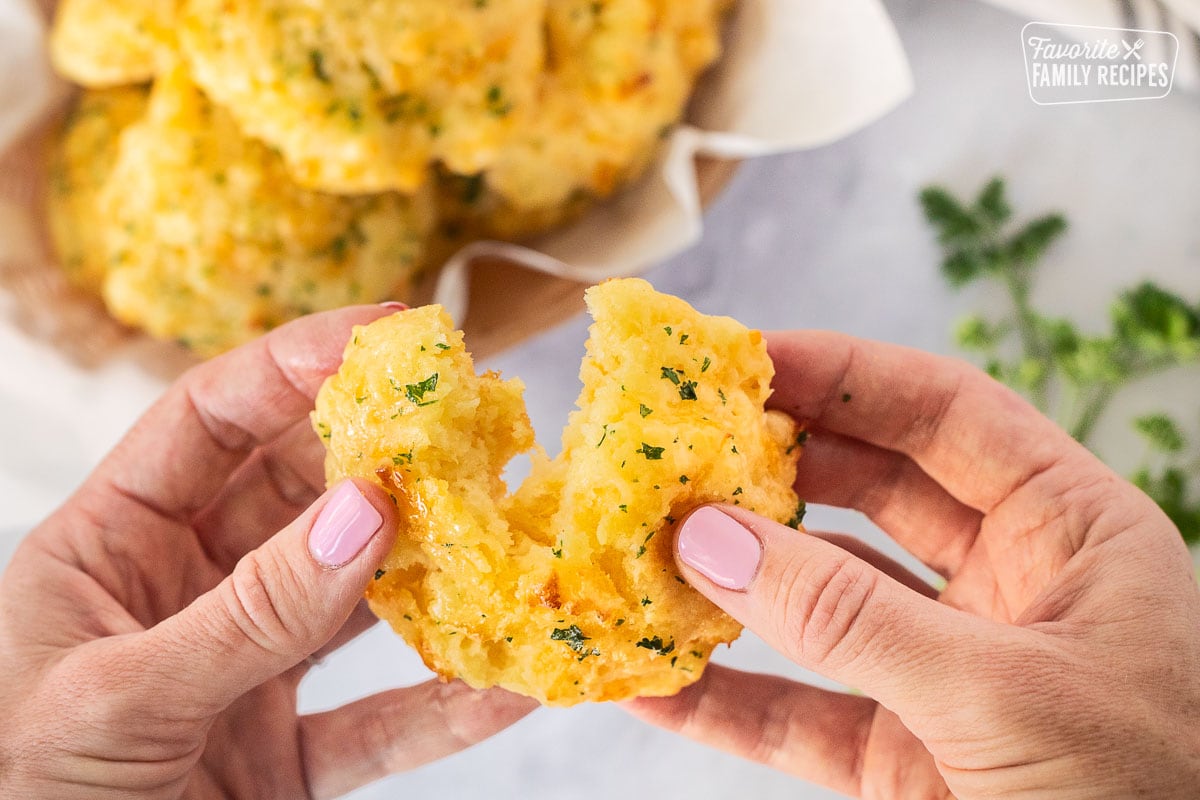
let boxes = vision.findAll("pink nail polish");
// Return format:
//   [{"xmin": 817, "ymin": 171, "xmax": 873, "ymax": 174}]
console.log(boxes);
[
  {"xmin": 380, "ymin": 301, "xmax": 409, "ymax": 311},
  {"xmin": 309, "ymin": 481, "xmax": 383, "ymax": 568},
  {"xmin": 676, "ymin": 507, "xmax": 762, "ymax": 590}
]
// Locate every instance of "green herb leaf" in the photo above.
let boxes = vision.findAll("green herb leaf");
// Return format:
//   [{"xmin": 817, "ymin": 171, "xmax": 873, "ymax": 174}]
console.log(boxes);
[
  {"xmin": 786, "ymin": 500, "xmax": 807, "ymax": 529},
  {"xmin": 975, "ymin": 177, "xmax": 1012, "ymax": 225},
  {"xmin": 942, "ymin": 249, "xmax": 984, "ymax": 287},
  {"xmin": 1134, "ymin": 414, "xmax": 1186, "ymax": 454},
  {"xmin": 636, "ymin": 636, "xmax": 675, "ymax": 655},
  {"xmin": 405, "ymin": 373, "xmax": 439, "ymax": 406},
  {"xmin": 637, "ymin": 442, "xmax": 665, "ymax": 460},
  {"xmin": 309, "ymin": 50, "xmax": 331, "ymax": 83},
  {"xmin": 919, "ymin": 186, "xmax": 983, "ymax": 245},
  {"xmin": 1006, "ymin": 214, "xmax": 1068, "ymax": 265},
  {"xmin": 551, "ymin": 625, "xmax": 598, "ymax": 657},
  {"xmin": 485, "ymin": 84, "xmax": 512, "ymax": 116}
]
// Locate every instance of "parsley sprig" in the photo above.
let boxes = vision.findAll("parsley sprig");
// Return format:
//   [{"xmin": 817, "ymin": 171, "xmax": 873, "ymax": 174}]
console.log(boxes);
[{"xmin": 920, "ymin": 177, "xmax": 1200, "ymax": 544}]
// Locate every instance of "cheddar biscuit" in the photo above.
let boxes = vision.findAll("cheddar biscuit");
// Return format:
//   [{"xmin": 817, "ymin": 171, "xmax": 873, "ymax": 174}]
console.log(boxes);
[
  {"xmin": 179, "ymin": 0, "xmax": 546, "ymax": 193},
  {"xmin": 313, "ymin": 278, "xmax": 803, "ymax": 705},
  {"xmin": 97, "ymin": 65, "xmax": 434, "ymax": 355}
]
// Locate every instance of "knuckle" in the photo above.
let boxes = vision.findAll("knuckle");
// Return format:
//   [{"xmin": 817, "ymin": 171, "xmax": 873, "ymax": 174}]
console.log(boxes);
[
  {"xmin": 217, "ymin": 548, "xmax": 308, "ymax": 656},
  {"xmin": 903, "ymin": 363, "xmax": 967, "ymax": 455},
  {"xmin": 262, "ymin": 451, "xmax": 322, "ymax": 509},
  {"xmin": 744, "ymin": 691, "xmax": 796, "ymax": 767},
  {"xmin": 357, "ymin": 706, "xmax": 408, "ymax": 772},
  {"xmin": 776, "ymin": 554, "xmax": 880, "ymax": 668}
]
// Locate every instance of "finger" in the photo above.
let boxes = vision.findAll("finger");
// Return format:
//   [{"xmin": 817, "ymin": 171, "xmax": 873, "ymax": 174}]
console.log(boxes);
[
  {"xmin": 624, "ymin": 663, "xmax": 874, "ymax": 797},
  {"xmin": 766, "ymin": 330, "xmax": 1091, "ymax": 515},
  {"xmin": 304, "ymin": 600, "xmax": 381, "ymax": 668},
  {"xmin": 91, "ymin": 305, "xmax": 394, "ymax": 524},
  {"xmin": 124, "ymin": 479, "xmax": 398, "ymax": 717},
  {"xmin": 808, "ymin": 531, "xmax": 939, "ymax": 600},
  {"xmin": 796, "ymin": 430, "xmax": 982, "ymax": 577},
  {"xmin": 674, "ymin": 504, "xmax": 1006, "ymax": 717},
  {"xmin": 192, "ymin": 417, "xmax": 328, "ymax": 572},
  {"xmin": 300, "ymin": 680, "xmax": 537, "ymax": 800}
]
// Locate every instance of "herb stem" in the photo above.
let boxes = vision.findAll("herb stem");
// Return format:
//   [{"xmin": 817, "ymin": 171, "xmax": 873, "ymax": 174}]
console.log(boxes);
[
  {"xmin": 1006, "ymin": 269, "xmax": 1051, "ymax": 411},
  {"xmin": 1069, "ymin": 383, "xmax": 1115, "ymax": 444}
]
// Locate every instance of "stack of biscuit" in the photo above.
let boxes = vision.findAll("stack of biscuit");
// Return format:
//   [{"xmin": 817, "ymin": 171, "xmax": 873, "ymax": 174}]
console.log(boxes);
[{"xmin": 46, "ymin": 0, "xmax": 730, "ymax": 355}]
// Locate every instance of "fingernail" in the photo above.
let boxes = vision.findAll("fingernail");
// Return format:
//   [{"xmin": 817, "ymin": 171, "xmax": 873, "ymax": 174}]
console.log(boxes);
[
  {"xmin": 676, "ymin": 507, "xmax": 762, "ymax": 590},
  {"xmin": 380, "ymin": 301, "xmax": 409, "ymax": 311},
  {"xmin": 309, "ymin": 481, "xmax": 383, "ymax": 568}
]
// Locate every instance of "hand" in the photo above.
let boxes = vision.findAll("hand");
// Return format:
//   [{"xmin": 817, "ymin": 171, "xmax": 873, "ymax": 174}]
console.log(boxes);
[
  {"xmin": 627, "ymin": 331, "xmax": 1200, "ymax": 798},
  {"xmin": 0, "ymin": 307, "xmax": 535, "ymax": 799}
]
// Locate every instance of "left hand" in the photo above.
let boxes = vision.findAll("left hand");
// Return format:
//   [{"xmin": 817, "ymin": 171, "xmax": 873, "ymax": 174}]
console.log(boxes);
[{"xmin": 0, "ymin": 307, "xmax": 535, "ymax": 799}]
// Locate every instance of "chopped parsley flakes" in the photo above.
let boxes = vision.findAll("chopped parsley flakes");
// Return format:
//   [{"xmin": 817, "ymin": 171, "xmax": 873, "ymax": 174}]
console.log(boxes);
[
  {"xmin": 787, "ymin": 500, "xmax": 808, "ymax": 529},
  {"xmin": 636, "ymin": 636, "xmax": 675, "ymax": 655},
  {"xmin": 405, "ymin": 373, "xmax": 439, "ymax": 406},
  {"xmin": 309, "ymin": 50, "xmax": 331, "ymax": 83},
  {"xmin": 551, "ymin": 625, "xmax": 599, "ymax": 658},
  {"xmin": 636, "ymin": 443, "xmax": 665, "ymax": 460}
]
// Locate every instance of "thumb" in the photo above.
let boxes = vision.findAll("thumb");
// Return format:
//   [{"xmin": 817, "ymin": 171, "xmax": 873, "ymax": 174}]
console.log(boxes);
[
  {"xmin": 135, "ymin": 479, "xmax": 397, "ymax": 717},
  {"xmin": 674, "ymin": 505, "xmax": 995, "ymax": 714}
]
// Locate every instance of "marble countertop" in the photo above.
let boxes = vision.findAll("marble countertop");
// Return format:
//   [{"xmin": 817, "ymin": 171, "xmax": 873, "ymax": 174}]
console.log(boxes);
[{"xmin": 4, "ymin": 0, "xmax": 1199, "ymax": 797}]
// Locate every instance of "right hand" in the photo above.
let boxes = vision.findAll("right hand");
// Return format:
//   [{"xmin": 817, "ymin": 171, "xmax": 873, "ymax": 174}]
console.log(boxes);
[{"xmin": 627, "ymin": 330, "xmax": 1200, "ymax": 799}]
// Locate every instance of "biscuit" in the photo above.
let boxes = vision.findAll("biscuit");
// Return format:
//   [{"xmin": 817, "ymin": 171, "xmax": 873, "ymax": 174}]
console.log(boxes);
[
  {"xmin": 49, "ymin": 0, "xmax": 174, "ymax": 87},
  {"xmin": 98, "ymin": 65, "xmax": 434, "ymax": 355},
  {"xmin": 313, "ymin": 278, "xmax": 803, "ymax": 705},
  {"xmin": 179, "ymin": 0, "xmax": 546, "ymax": 193},
  {"xmin": 46, "ymin": 85, "xmax": 149, "ymax": 294},
  {"xmin": 480, "ymin": 0, "xmax": 731, "ymax": 222}
]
